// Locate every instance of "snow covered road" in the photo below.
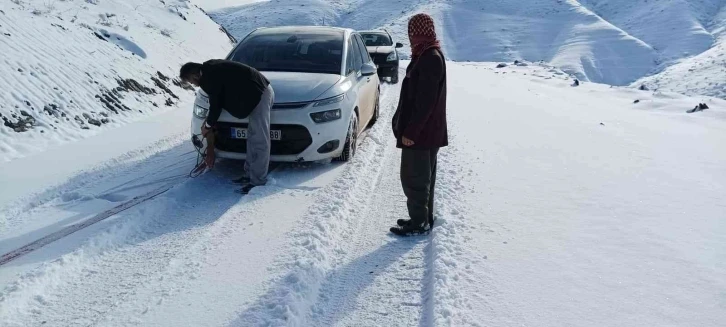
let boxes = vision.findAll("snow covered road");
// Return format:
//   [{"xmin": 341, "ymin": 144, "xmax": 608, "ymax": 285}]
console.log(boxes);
[
  {"xmin": 1, "ymin": 63, "xmax": 725, "ymax": 326},
  {"xmin": 1, "ymin": 80, "xmax": 439, "ymax": 326}
]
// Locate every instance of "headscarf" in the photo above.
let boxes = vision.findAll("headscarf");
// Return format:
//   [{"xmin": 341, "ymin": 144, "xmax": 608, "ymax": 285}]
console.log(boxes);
[{"xmin": 408, "ymin": 13, "xmax": 441, "ymax": 59}]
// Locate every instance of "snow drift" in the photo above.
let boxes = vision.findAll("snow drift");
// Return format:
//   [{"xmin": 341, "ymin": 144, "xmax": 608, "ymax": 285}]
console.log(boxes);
[{"xmin": 0, "ymin": 0, "xmax": 233, "ymax": 162}]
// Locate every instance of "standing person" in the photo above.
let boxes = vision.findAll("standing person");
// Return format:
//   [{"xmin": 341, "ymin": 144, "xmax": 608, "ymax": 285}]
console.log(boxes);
[
  {"xmin": 390, "ymin": 13, "xmax": 448, "ymax": 236},
  {"xmin": 180, "ymin": 59, "xmax": 274, "ymax": 194}
]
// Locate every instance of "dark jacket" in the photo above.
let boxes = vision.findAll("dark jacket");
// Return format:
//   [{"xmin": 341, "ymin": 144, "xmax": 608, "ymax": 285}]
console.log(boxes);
[
  {"xmin": 392, "ymin": 48, "xmax": 448, "ymax": 149},
  {"xmin": 200, "ymin": 59, "xmax": 270, "ymax": 126}
]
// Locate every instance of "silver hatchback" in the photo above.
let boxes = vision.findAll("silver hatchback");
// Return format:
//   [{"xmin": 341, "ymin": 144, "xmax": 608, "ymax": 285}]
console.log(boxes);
[{"xmin": 191, "ymin": 26, "xmax": 380, "ymax": 162}]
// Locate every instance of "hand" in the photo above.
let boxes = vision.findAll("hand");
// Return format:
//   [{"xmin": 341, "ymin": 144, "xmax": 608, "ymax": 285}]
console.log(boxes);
[
  {"xmin": 402, "ymin": 136, "xmax": 415, "ymax": 147},
  {"xmin": 202, "ymin": 124, "xmax": 216, "ymax": 169},
  {"xmin": 201, "ymin": 123, "xmax": 210, "ymax": 137},
  {"xmin": 204, "ymin": 146, "xmax": 215, "ymax": 169}
]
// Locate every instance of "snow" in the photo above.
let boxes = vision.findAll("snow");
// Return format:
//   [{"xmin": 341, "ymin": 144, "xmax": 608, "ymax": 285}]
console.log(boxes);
[
  {"xmin": 1, "ymin": 62, "xmax": 724, "ymax": 326},
  {"xmin": 0, "ymin": 107, "xmax": 191, "ymax": 255},
  {"xmin": 0, "ymin": 0, "xmax": 232, "ymax": 162},
  {"xmin": 579, "ymin": 0, "xmax": 721, "ymax": 63},
  {"xmin": 4, "ymin": 0, "xmax": 726, "ymax": 159},
  {"xmin": 211, "ymin": 0, "xmax": 726, "ymax": 96},
  {"xmin": 197, "ymin": 0, "xmax": 268, "ymax": 11},
  {"xmin": 1, "ymin": 0, "xmax": 726, "ymax": 326},
  {"xmin": 442, "ymin": 62, "xmax": 726, "ymax": 326}
]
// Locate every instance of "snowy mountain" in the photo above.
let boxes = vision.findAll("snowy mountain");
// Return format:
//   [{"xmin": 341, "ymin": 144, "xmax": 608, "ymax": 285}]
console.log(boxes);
[
  {"xmin": 634, "ymin": 7, "xmax": 726, "ymax": 99},
  {"xmin": 3, "ymin": 0, "xmax": 725, "ymax": 163},
  {"xmin": 212, "ymin": 0, "xmax": 726, "ymax": 96},
  {"xmin": 0, "ymin": 0, "xmax": 233, "ymax": 162},
  {"xmin": 580, "ymin": 0, "xmax": 726, "ymax": 98}
]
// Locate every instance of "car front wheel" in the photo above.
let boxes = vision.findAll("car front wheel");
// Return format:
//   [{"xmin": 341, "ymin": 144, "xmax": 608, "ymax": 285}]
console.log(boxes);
[{"xmin": 335, "ymin": 113, "xmax": 358, "ymax": 162}]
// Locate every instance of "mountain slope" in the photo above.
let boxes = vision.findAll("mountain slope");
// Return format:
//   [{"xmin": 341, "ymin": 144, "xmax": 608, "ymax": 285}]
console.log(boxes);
[
  {"xmin": 210, "ymin": 0, "xmax": 726, "ymax": 95},
  {"xmin": 0, "ymin": 0, "xmax": 233, "ymax": 162},
  {"xmin": 435, "ymin": 0, "xmax": 657, "ymax": 86},
  {"xmin": 632, "ymin": 2, "xmax": 726, "ymax": 98},
  {"xmin": 579, "ymin": 0, "xmax": 724, "ymax": 63}
]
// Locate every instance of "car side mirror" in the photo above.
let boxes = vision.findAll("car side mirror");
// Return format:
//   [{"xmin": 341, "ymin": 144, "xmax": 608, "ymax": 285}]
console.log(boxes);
[
  {"xmin": 396, "ymin": 42, "xmax": 404, "ymax": 48},
  {"xmin": 361, "ymin": 62, "xmax": 377, "ymax": 77}
]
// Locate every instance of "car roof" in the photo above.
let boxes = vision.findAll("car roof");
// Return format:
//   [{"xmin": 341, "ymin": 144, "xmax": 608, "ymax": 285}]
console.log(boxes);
[
  {"xmin": 358, "ymin": 30, "xmax": 390, "ymax": 35},
  {"xmin": 253, "ymin": 26, "xmax": 353, "ymax": 36}
]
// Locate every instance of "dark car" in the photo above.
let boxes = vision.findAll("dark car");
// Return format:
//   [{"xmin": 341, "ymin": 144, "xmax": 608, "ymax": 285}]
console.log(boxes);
[{"xmin": 360, "ymin": 30, "xmax": 403, "ymax": 84}]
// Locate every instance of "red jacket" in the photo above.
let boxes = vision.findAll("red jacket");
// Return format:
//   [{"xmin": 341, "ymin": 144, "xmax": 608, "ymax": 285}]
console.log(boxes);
[{"xmin": 392, "ymin": 48, "xmax": 448, "ymax": 149}]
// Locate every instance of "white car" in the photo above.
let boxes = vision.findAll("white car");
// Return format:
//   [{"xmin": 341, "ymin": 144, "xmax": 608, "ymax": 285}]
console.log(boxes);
[{"xmin": 191, "ymin": 26, "xmax": 380, "ymax": 162}]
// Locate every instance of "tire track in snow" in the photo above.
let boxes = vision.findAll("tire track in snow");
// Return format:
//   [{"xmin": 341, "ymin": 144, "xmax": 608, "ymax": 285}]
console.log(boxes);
[
  {"xmin": 227, "ymin": 83, "xmax": 400, "ymax": 327},
  {"xmin": 0, "ymin": 174, "xmax": 248, "ymax": 326},
  {"xmin": 0, "ymin": 183, "xmax": 174, "ymax": 266},
  {"xmin": 310, "ymin": 146, "xmax": 433, "ymax": 327},
  {"xmin": 0, "ymin": 81, "xmax": 405, "ymax": 326},
  {"xmin": 306, "ymin": 76, "xmax": 484, "ymax": 326},
  {"xmin": 0, "ymin": 133, "xmax": 189, "ymax": 235},
  {"xmin": 312, "ymin": 118, "xmax": 486, "ymax": 327},
  {"xmin": 0, "ymin": 142, "xmax": 197, "ymax": 269},
  {"xmin": 425, "ymin": 127, "xmax": 488, "ymax": 327}
]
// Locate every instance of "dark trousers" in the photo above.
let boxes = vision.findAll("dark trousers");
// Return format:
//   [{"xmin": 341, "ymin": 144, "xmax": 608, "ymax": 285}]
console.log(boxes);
[{"xmin": 401, "ymin": 147, "xmax": 439, "ymax": 227}]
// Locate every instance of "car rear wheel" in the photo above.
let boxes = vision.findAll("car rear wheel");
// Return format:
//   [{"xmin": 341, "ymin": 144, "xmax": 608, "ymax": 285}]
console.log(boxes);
[
  {"xmin": 335, "ymin": 113, "xmax": 358, "ymax": 162},
  {"xmin": 390, "ymin": 72, "xmax": 399, "ymax": 84},
  {"xmin": 368, "ymin": 90, "xmax": 380, "ymax": 127}
]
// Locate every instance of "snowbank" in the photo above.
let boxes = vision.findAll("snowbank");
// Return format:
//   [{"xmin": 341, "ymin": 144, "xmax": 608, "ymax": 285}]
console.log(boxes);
[
  {"xmin": 0, "ymin": 0, "xmax": 232, "ymax": 162},
  {"xmin": 440, "ymin": 62, "xmax": 726, "ymax": 326}
]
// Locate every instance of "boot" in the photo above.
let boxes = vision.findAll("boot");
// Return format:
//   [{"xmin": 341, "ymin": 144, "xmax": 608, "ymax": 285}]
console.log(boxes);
[
  {"xmin": 390, "ymin": 222, "xmax": 430, "ymax": 236},
  {"xmin": 398, "ymin": 217, "xmax": 436, "ymax": 227},
  {"xmin": 236, "ymin": 183, "xmax": 256, "ymax": 195},
  {"xmin": 231, "ymin": 175, "xmax": 251, "ymax": 184}
]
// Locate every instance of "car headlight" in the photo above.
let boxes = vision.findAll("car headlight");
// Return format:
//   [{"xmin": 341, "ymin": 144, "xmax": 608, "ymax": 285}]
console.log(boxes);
[
  {"xmin": 313, "ymin": 94, "xmax": 345, "ymax": 107},
  {"xmin": 310, "ymin": 109, "xmax": 342, "ymax": 123},
  {"xmin": 386, "ymin": 52, "xmax": 397, "ymax": 61},
  {"xmin": 193, "ymin": 105, "xmax": 208, "ymax": 119}
]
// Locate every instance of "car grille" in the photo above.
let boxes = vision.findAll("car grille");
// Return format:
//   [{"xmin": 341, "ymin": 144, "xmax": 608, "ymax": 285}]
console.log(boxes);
[
  {"xmin": 272, "ymin": 101, "xmax": 311, "ymax": 110},
  {"xmin": 214, "ymin": 122, "xmax": 313, "ymax": 156}
]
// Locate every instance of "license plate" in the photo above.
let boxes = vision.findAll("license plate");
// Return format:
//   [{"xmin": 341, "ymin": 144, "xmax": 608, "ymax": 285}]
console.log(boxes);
[{"xmin": 231, "ymin": 128, "xmax": 282, "ymax": 140}]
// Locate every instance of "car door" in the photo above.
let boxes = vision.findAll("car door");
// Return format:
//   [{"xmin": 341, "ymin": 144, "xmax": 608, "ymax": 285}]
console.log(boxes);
[
  {"xmin": 345, "ymin": 36, "xmax": 365, "ymax": 128},
  {"xmin": 349, "ymin": 34, "xmax": 372, "ymax": 128},
  {"xmin": 353, "ymin": 33, "xmax": 377, "ymax": 128}
]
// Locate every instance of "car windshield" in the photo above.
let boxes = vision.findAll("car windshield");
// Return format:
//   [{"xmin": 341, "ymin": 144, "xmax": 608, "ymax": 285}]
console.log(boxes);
[
  {"xmin": 228, "ymin": 31, "xmax": 344, "ymax": 75},
  {"xmin": 361, "ymin": 33, "xmax": 392, "ymax": 46}
]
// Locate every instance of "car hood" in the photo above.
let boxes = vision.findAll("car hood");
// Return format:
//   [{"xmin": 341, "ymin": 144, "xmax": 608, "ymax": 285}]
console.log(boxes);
[
  {"xmin": 261, "ymin": 72, "xmax": 342, "ymax": 103},
  {"xmin": 366, "ymin": 46, "xmax": 396, "ymax": 54}
]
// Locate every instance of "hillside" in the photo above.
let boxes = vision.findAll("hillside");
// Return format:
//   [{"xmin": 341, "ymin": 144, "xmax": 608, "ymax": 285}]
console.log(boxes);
[
  {"xmin": 634, "ymin": 2, "xmax": 726, "ymax": 98},
  {"xmin": 578, "ymin": 0, "xmax": 726, "ymax": 98},
  {"xmin": 0, "ymin": 0, "xmax": 233, "ymax": 162},
  {"xmin": 211, "ymin": 0, "xmax": 726, "ymax": 96}
]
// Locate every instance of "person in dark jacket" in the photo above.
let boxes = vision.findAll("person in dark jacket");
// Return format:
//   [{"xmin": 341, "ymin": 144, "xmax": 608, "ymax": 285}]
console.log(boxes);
[
  {"xmin": 180, "ymin": 59, "xmax": 274, "ymax": 194},
  {"xmin": 390, "ymin": 13, "xmax": 448, "ymax": 236}
]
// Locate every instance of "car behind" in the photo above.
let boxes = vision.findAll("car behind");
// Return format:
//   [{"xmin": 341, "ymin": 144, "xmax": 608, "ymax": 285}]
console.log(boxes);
[{"xmin": 360, "ymin": 30, "xmax": 403, "ymax": 84}]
